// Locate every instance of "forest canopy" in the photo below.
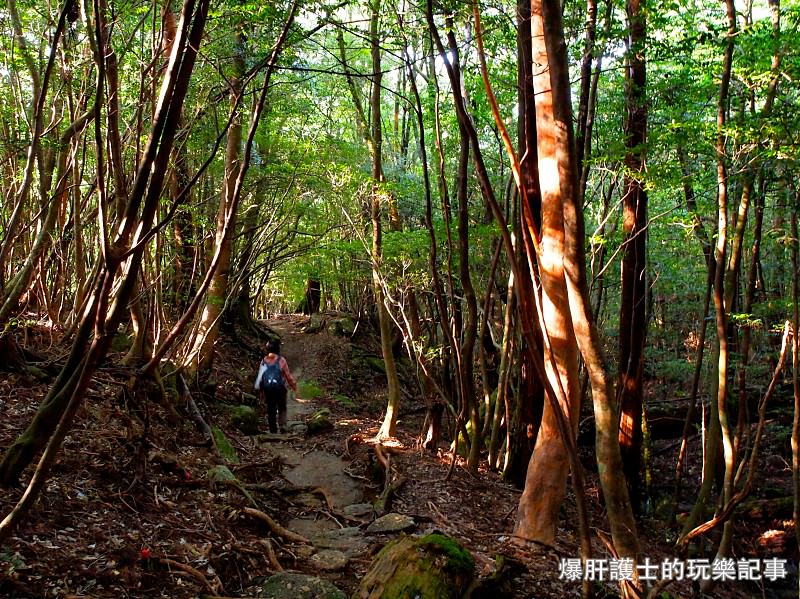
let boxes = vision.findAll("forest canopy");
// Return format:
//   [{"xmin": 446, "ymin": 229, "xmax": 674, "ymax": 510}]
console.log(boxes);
[{"xmin": 1, "ymin": 0, "xmax": 799, "ymax": 596}]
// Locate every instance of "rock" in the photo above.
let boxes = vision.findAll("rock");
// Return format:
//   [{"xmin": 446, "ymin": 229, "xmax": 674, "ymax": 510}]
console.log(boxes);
[
  {"xmin": 310, "ymin": 549, "xmax": 349, "ymax": 572},
  {"xmin": 343, "ymin": 503, "xmax": 374, "ymax": 518},
  {"xmin": 231, "ymin": 405, "xmax": 260, "ymax": 435},
  {"xmin": 366, "ymin": 513, "xmax": 415, "ymax": 534},
  {"xmin": 307, "ymin": 408, "xmax": 334, "ymax": 435},
  {"xmin": 206, "ymin": 465, "xmax": 236, "ymax": 483},
  {"xmin": 294, "ymin": 544, "xmax": 316, "ymax": 559},
  {"xmin": 303, "ymin": 313, "xmax": 326, "ymax": 334},
  {"xmin": 311, "ymin": 527, "xmax": 370, "ymax": 557},
  {"xmin": 285, "ymin": 450, "xmax": 363, "ymax": 507},
  {"xmin": 353, "ymin": 533, "xmax": 475, "ymax": 599},
  {"xmin": 288, "ymin": 517, "xmax": 339, "ymax": 539},
  {"xmin": 257, "ymin": 572, "xmax": 345, "ymax": 599},
  {"xmin": 294, "ymin": 492, "xmax": 324, "ymax": 508},
  {"xmin": 288, "ymin": 421, "xmax": 308, "ymax": 436},
  {"xmin": 326, "ymin": 316, "xmax": 356, "ymax": 337}
]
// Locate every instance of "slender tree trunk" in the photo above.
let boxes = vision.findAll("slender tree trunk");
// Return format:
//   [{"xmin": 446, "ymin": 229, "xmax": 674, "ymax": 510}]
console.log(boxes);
[
  {"xmin": 575, "ymin": 0, "xmax": 599, "ymax": 178},
  {"xmin": 448, "ymin": 32, "xmax": 481, "ymax": 473},
  {"xmin": 711, "ymin": 0, "xmax": 740, "ymax": 564},
  {"xmin": 791, "ymin": 201, "xmax": 800, "ymax": 592},
  {"xmin": 183, "ymin": 32, "xmax": 244, "ymax": 378},
  {"xmin": 503, "ymin": 0, "xmax": 544, "ymax": 487},
  {"xmin": 617, "ymin": 0, "xmax": 648, "ymax": 512},
  {"xmin": 491, "ymin": 271, "xmax": 515, "ymax": 469},
  {"xmin": 683, "ymin": 0, "xmax": 736, "ymax": 555},
  {"xmin": 579, "ymin": 0, "xmax": 613, "ymax": 204},
  {"xmin": 369, "ymin": 0, "xmax": 401, "ymax": 439}
]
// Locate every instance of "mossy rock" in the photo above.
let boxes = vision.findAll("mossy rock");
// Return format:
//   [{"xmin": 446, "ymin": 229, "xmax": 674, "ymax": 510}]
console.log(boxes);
[
  {"xmin": 304, "ymin": 313, "xmax": 326, "ymax": 334},
  {"xmin": 307, "ymin": 408, "xmax": 334, "ymax": 435},
  {"xmin": 231, "ymin": 405, "xmax": 260, "ymax": 435},
  {"xmin": 258, "ymin": 571, "xmax": 346, "ymax": 599},
  {"xmin": 206, "ymin": 464, "xmax": 237, "ymax": 483},
  {"xmin": 327, "ymin": 316, "xmax": 356, "ymax": 337},
  {"xmin": 353, "ymin": 533, "xmax": 475, "ymax": 599}
]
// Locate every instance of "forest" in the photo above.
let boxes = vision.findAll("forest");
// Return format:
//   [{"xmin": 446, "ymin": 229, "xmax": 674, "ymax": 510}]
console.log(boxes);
[{"xmin": 1, "ymin": 0, "xmax": 799, "ymax": 596}]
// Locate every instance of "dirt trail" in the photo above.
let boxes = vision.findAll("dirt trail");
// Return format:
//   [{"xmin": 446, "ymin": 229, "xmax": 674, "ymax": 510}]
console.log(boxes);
[{"xmin": 257, "ymin": 316, "xmax": 367, "ymax": 541}]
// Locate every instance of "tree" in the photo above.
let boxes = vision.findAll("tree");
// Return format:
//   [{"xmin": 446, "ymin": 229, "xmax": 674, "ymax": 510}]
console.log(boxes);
[
  {"xmin": 0, "ymin": 0, "xmax": 211, "ymax": 498},
  {"xmin": 617, "ymin": 0, "xmax": 649, "ymax": 511},
  {"xmin": 510, "ymin": 0, "xmax": 641, "ymax": 566},
  {"xmin": 181, "ymin": 27, "xmax": 245, "ymax": 378}
]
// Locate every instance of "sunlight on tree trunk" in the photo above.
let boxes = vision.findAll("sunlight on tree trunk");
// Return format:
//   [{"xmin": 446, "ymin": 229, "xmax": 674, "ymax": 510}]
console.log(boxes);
[
  {"xmin": 183, "ymin": 32, "xmax": 244, "ymax": 378},
  {"xmin": 513, "ymin": 0, "xmax": 581, "ymax": 546},
  {"xmin": 368, "ymin": 0, "xmax": 400, "ymax": 439},
  {"xmin": 617, "ymin": 0, "xmax": 648, "ymax": 512}
]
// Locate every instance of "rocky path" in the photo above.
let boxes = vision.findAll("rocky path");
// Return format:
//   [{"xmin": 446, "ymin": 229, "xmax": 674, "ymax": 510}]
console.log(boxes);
[{"xmin": 242, "ymin": 317, "xmax": 420, "ymax": 597}]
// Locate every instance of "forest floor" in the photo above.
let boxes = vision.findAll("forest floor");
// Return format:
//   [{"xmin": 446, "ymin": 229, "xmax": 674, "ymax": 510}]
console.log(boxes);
[{"xmin": 0, "ymin": 313, "xmax": 797, "ymax": 598}]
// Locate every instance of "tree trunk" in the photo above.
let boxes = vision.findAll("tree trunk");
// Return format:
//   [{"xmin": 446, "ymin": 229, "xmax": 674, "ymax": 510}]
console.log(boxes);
[
  {"xmin": 791, "ymin": 203, "xmax": 800, "ymax": 577},
  {"xmin": 513, "ymin": 0, "xmax": 581, "ymax": 544},
  {"xmin": 399, "ymin": 32, "xmax": 445, "ymax": 451},
  {"xmin": 531, "ymin": 0, "xmax": 642, "ymax": 562},
  {"xmin": 617, "ymin": 0, "xmax": 648, "ymax": 512},
  {"xmin": 183, "ymin": 31, "xmax": 244, "ymax": 378},
  {"xmin": 301, "ymin": 279, "xmax": 321, "ymax": 315},
  {"xmin": 502, "ymin": 0, "xmax": 544, "ymax": 487},
  {"xmin": 449, "ymin": 39, "xmax": 480, "ymax": 473},
  {"xmin": 368, "ymin": 0, "xmax": 401, "ymax": 439},
  {"xmin": 491, "ymin": 271, "xmax": 515, "ymax": 470}
]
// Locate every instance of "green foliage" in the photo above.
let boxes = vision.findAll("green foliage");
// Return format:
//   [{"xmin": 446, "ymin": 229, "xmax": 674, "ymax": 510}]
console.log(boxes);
[
  {"xmin": 298, "ymin": 379, "xmax": 324, "ymax": 399},
  {"xmin": 333, "ymin": 394, "xmax": 356, "ymax": 408}
]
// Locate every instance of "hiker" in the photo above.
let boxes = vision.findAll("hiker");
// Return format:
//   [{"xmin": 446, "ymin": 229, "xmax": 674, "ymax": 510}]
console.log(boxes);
[{"xmin": 254, "ymin": 339, "xmax": 298, "ymax": 434}]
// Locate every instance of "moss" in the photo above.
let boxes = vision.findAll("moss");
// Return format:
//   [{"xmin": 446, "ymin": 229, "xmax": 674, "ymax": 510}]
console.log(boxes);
[
  {"xmin": 298, "ymin": 379, "xmax": 323, "ymax": 399},
  {"xmin": 420, "ymin": 534, "xmax": 474, "ymax": 571},
  {"xmin": 211, "ymin": 426, "xmax": 240, "ymax": 464},
  {"xmin": 206, "ymin": 464, "xmax": 236, "ymax": 483},
  {"xmin": 307, "ymin": 408, "xmax": 334, "ymax": 435},
  {"xmin": 356, "ymin": 534, "xmax": 474, "ymax": 599}
]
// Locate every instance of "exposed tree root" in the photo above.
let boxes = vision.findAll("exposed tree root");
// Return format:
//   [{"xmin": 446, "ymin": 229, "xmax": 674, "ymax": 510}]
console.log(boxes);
[
  {"xmin": 159, "ymin": 557, "xmax": 224, "ymax": 595},
  {"xmin": 259, "ymin": 538, "xmax": 284, "ymax": 571},
  {"xmin": 372, "ymin": 443, "xmax": 407, "ymax": 515},
  {"xmin": 374, "ymin": 476, "xmax": 407, "ymax": 516},
  {"xmin": 177, "ymin": 373, "xmax": 222, "ymax": 459},
  {"xmin": 242, "ymin": 507, "xmax": 310, "ymax": 544}
]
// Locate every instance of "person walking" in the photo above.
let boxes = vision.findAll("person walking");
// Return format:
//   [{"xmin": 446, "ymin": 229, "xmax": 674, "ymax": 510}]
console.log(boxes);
[{"xmin": 254, "ymin": 339, "xmax": 298, "ymax": 433}]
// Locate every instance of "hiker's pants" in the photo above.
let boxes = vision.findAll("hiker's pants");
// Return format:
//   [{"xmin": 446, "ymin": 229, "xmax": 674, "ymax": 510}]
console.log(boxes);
[{"xmin": 265, "ymin": 388, "xmax": 287, "ymax": 433}]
